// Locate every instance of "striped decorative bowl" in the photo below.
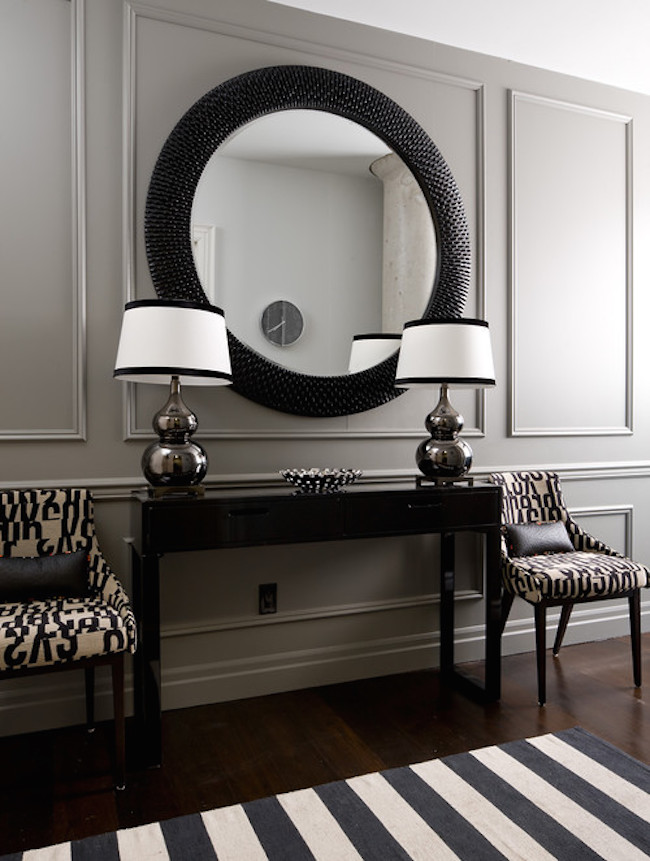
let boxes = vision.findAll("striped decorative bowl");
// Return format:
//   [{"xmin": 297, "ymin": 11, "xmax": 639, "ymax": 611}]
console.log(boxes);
[{"xmin": 280, "ymin": 468, "xmax": 362, "ymax": 494}]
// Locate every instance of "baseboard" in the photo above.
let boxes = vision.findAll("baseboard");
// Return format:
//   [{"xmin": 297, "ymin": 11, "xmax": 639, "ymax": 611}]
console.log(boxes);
[
  {"xmin": 500, "ymin": 602, "xmax": 648, "ymax": 657},
  {"xmin": 160, "ymin": 631, "xmax": 439, "ymax": 710},
  {"xmin": 0, "ymin": 602, "xmax": 645, "ymax": 737},
  {"xmin": 0, "ymin": 666, "xmax": 134, "ymax": 736}
]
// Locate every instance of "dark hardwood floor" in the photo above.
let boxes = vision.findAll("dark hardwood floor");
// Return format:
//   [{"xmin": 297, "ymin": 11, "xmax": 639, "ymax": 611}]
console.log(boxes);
[{"xmin": 0, "ymin": 633, "xmax": 648, "ymax": 855}]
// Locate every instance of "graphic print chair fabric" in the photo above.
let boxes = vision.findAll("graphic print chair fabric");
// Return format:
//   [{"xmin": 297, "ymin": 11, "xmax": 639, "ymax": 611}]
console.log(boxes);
[
  {"xmin": 0, "ymin": 488, "xmax": 137, "ymax": 788},
  {"xmin": 489, "ymin": 471, "xmax": 649, "ymax": 705}
]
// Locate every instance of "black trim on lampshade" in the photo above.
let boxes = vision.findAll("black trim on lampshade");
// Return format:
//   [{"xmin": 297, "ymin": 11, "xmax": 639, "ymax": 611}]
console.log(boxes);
[
  {"xmin": 395, "ymin": 317, "xmax": 496, "ymax": 388},
  {"xmin": 124, "ymin": 299, "xmax": 225, "ymax": 316},
  {"xmin": 395, "ymin": 375, "xmax": 496, "ymax": 386},
  {"xmin": 402, "ymin": 318, "xmax": 489, "ymax": 329},
  {"xmin": 114, "ymin": 366, "xmax": 233, "ymax": 381},
  {"xmin": 352, "ymin": 333, "xmax": 401, "ymax": 341}
]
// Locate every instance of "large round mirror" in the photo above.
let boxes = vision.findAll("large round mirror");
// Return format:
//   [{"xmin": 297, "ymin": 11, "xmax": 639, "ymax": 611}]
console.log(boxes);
[{"xmin": 145, "ymin": 65, "xmax": 470, "ymax": 416}]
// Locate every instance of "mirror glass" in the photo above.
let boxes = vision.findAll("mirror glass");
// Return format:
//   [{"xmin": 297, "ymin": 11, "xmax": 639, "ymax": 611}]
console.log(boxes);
[{"xmin": 190, "ymin": 110, "xmax": 437, "ymax": 375}]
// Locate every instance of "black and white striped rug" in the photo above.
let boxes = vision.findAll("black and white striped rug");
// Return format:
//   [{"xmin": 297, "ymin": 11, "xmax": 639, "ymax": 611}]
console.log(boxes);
[{"xmin": 4, "ymin": 728, "xmax": 649, "ymax": 860}]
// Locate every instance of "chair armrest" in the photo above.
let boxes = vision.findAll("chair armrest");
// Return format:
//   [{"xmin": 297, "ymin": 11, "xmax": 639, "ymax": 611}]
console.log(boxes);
[{"xmin": 89, "ymin": 549, "xmax": 138, "ymax": 653}]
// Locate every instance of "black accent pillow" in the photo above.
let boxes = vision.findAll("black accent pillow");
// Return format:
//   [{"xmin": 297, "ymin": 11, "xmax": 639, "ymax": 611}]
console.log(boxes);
[
  {"xmin": 0, "ymin": 548, "xmax": 89, "ymax": 602},
  {"xmin": 506, "ymin": 521, "xmax": 574, "ymax": 557}
]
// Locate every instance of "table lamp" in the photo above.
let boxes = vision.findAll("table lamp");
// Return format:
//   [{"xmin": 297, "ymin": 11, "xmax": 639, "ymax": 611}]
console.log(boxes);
[
  {"xmin": 394, "ymin": 318, "xmax": 495, "ymax": 479},
  {"xmin": 348, "ymin": 334, "xmax": 401, "ymax": 373},
  {"xmin": 114, "ymin": 299, "xmax": 232, "ymax": 491}
]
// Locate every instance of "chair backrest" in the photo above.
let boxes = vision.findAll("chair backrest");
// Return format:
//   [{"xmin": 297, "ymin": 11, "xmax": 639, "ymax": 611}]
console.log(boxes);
[
  {"xmin": 489, "ymin": 471, "xmax": 569, "ymax": 526},
  {"xmin": 0, "ymin": 489, "xmax": 106, "ymax": 592}
]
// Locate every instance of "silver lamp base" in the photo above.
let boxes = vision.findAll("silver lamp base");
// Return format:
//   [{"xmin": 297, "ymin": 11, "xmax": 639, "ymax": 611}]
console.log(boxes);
[
  {"xmin": 416, "ymin": 436, "xmax": 473, "ymax": 479},
  {"xmin": 141, "ymin": 439, "xmax": 208, "ymax": 487},
  {"xmin": 416, "ymin": 384, "xmax": 473, "ymax": 479},
  {"xmin": 142, "ymin": 376, "xmax": 208, "ymax": 487}
]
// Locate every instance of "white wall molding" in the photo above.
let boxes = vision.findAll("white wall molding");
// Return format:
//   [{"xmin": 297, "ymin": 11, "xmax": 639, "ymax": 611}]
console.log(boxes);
[
  {"xmin": 509, "ymin": 90, "xmax": 633, "ymax": 438},
  {"xmin": 0, "ymin": 667, "xmax": 132, "ymax": 736},
  {"xmin": 1, "ymin": 0, "xmax": 87, "ymax": 441},
  {"xmin": 69, "ymin": 0, "xmax": 88, "ymax": 443},
  {"xmin": 3, "ymin": 460, "xmax": 650, "ymax": 497},
  {"xmin": 125, "ymin": 416, "xmax": 489, "ymax": 441},
  {"xmin": 478, "ymin": 462, "xmax": 650, "ymax": 482},
  {"xmin": 159, "ymin": 589, "xmax": 482, "ymax": 641},
  {"xmin": 122, "ymin": 0, "xmax": 487, "ymax": 440},
  {"xmin": 71, "ymin": 0, "xmax": 88, "ymax": 442},
  {"xmin": 571, "ymin": 504, "xmax": 634, "ymax": 556},
  {"xmin": 501, "ymin": 601, "xmax": 649, "ymax": 659},
  {"xmin": 160, "ymin": 631, "xmax": 438, "ymax": 711},
  {"xmin": 125, "ymin": 1, "xmax": 486, "ymax": 94}
]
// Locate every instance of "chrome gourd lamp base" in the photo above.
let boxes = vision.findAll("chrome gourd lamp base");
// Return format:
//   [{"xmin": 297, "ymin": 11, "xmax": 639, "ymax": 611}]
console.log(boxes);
[
  {"xmin": 141, "ymin": 375, "xmax": 208, "ymax": 487},
  {"xmin": 114, "ymin": 299, "xmax": 232, "ymax": 490},
  {"xmin": 416, "ymin": 383, "xmax": 472, "ymax": 478},
  {"xmin": 395, "ymin": 319, "xmax": 495, "ymax": 480}
]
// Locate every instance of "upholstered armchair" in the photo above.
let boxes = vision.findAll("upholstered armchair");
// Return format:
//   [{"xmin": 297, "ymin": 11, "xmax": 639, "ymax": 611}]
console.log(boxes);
[
  {"xmin": 489, "ymin": 471, "xmax": 649, "ymax": 705},
  {"xmin": 0, "ymin": 488, "xmax": 137, "ymax": 788}
]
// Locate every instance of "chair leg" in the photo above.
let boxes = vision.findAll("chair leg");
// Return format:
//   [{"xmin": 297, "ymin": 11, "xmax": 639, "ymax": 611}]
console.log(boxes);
[
  {"xmin": 534, "ymin": 603, "xmax": 547, "ymax": 706},
  {"xmin": 112, "ymin": 655, "xmax": 126, "ymax": 791},
  {"xmin": 552, "ymin": 604, "xmax": 573, "ymax": 657},
  {"xmin": 629, "ymin": 590, "xmax": 641, "ymax": 687},
  {"xmin": 84, "ymin": 667, "xmax": 95, "ymax": 732},
  {"xmin": 500, "ymin": 591, "xmax": 515, "ymax": 635}
]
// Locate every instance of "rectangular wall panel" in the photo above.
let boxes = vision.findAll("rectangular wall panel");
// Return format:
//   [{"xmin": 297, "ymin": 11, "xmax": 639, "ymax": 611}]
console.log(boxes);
[
  {"xmin": 124, "ymin": 3, "xmax": 486, "ymax": 440},
  {"xmin": 571, "ymin": 505, "xmax": 632, "ymax": 557},
  {"xmin": 0, "ymin": 0, "xmax": 86, "ymax": 439},
  {"xmin": 509, "ymin": 92, "xmax": 632, "ymax": 436}
]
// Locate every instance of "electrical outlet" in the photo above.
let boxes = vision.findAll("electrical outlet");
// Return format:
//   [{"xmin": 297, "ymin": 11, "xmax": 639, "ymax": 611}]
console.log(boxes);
[{"xmin": 259, "ymin": 582, "xmax": 277, "ymax": 614}]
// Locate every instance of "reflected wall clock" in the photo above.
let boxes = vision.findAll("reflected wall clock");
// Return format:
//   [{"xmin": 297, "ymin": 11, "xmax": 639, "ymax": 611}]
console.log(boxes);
[{"xmin": 261, "ymin": 300, "xmax": 304, "ymax": 346}]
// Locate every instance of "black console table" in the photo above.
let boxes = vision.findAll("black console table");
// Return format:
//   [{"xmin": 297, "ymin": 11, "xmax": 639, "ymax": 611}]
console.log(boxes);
[{"xmin": 130, "ymin": 481, "xmax": 502, "ymax": 767}]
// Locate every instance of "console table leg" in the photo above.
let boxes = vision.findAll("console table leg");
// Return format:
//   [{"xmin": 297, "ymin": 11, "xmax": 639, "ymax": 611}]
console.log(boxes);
[
  {"xmin": 132, "ymin": 545, "xmax": 162, "ymax": 768},
  {"xmin": 484, "ymin": 526, "xmax": 502, "ymax": 701},
  {"xmin": 439, "ymin": 528, "xmax": 502, "ymax": 703},
  {"xmin": 439, "ymin": 532, "xmax": 455, "ymax": 683}
]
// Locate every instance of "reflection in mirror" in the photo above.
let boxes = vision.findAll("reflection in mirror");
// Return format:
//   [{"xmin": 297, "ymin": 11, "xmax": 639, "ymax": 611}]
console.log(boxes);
[
  {"xmin": 348, "ymin": 333, "xmax": 402, "ymax": 373},
  {"xmin": 191, "ymin": 110, "xmax": 436, "ymax": 376}
]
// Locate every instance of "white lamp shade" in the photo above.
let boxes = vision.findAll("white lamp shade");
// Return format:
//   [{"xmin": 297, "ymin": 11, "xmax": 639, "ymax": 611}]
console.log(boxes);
[
  {"xmin": 114, "ymin": 300, "xmax": 232, "ymax": 386},
  {"xmin": 395, "ymin": 319, "xmax": 495, "ymax": 388},
  {"xmin": 348, "ymin": 334, "xmax": 401, "ymax": 373}
]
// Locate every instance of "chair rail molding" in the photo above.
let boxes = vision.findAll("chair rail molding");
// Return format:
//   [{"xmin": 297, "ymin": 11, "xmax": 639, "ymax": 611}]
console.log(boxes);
[{"xmin": 4, "ymin": 461, "xmax": 650, "ymax": 497}]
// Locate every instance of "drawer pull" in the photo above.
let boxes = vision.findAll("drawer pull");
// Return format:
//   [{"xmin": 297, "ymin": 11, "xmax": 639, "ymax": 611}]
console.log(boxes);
[
  {"xmin": 407, "ymin": 502, "xmax": 443, "ymax": 510},
  {"xmin": 228, "ymin": 507, "xmax": 270, "ymax": 518}
]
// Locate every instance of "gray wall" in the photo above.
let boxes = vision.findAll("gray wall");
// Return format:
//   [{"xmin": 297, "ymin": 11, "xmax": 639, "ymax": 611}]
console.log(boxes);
[{"xmin": 1, "ymin": 0, "xmax": 649, "ymax": 733}]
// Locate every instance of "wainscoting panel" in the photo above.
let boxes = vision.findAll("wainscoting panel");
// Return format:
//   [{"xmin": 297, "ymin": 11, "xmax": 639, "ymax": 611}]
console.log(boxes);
[
  {"xmin": 123, "ymin": 1, "xmax": 486, "ymax": 440},
  {"xmin": 0, "ymin": 0, "xmax": 86, "ymax": 440},
  {"xmin": 509, "ymin": 91, "xmax": 632, "ymax": 437},
  {"xmin": 570, "ymin": 505, "xmax": 633, "ymax": 557},
  {"xmin": 0, "ymin": 468, "xmax": 648, "ymax": 735}
]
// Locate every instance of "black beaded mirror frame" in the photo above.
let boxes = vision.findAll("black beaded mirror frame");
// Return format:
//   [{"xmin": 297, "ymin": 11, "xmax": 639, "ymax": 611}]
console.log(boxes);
[{"xmin": 145, "ymin": 65, "xmax": 470, "ymax": 417}]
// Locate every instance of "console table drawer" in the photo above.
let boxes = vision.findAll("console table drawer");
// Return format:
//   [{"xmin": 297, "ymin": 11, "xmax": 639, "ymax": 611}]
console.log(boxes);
[
  {"xmin": 344, "ymin": 489, "xmax": 498, "ymax": 537},
  {"xmin": 143, "ymin": 495, "xmax": 343, "ymax": 552},
  {"xmin": 222, "ymin": 496, "xmax": 343, "ymax": 546}
]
